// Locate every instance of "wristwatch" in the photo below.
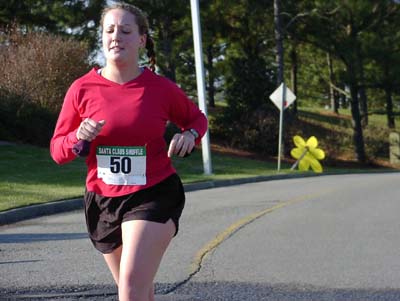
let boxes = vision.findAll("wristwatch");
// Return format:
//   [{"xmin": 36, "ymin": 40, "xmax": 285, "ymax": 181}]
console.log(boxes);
[{"xmin": 188, "ymin": 128, "xmax": 199, "ymax": 139}]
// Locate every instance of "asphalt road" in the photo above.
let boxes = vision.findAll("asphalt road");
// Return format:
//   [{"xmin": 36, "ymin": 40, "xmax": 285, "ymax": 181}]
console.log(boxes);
[{"xmin": 1, "ymin": 172, "xmax": 400, "ymax": 300}]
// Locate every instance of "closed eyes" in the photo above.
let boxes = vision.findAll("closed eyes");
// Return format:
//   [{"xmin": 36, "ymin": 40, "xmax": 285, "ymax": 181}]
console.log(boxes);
[
  {"xmin": 104, "ymin": 25, "xmax": 132, "ymax": 34},
  {"xmin": 105, "ymin": 29, "xmax": 131, "ymax": 34}
]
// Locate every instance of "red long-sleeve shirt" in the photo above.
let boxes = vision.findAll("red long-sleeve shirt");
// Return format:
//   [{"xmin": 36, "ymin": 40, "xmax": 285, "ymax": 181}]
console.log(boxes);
[{"xmin": 50, "ymin": 67, "xmax": 207, "ymax": 197}]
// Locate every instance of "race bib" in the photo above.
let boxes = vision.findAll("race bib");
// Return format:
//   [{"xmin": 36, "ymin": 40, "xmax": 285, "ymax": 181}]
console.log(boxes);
[{"xmin": 96, "ymin": 146, "xmax": 146, "ymax": 185}]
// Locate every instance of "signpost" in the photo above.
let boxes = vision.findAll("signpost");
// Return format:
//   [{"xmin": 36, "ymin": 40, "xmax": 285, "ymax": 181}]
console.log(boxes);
[{"xmin": 269, "ymin": 82, "xmax": 296, "ymax": 171}]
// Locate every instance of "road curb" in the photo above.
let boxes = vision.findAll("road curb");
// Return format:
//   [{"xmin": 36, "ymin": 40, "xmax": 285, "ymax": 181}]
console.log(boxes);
[
  {"xmin": 0, "ymin": 170, "xmax": 397, "ymax": 225},
  {"xmin": 0, "ymin": 198, "xmax": 84, "ymax": 225},
  {"xmin": 0, "ymin": 173, "xmax": 301, "ymax": 225}
]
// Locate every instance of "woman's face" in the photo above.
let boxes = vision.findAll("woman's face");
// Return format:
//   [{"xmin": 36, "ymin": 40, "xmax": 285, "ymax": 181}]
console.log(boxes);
[{"xmin": 102, "ymin": 8, "xmax": 146, "ymax": 65}]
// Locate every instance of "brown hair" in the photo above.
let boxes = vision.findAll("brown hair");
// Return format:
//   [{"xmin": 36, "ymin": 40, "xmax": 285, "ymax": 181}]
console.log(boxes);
[{"xmin": 100, "ymin": 2, "xmax": 156, "ymax": 72}]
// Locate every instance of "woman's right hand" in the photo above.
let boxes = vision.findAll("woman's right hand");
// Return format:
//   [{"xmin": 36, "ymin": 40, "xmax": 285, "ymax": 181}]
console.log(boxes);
[{"xmin": 76, "ymin": 118, "xmax": 106, "ymax": 141}]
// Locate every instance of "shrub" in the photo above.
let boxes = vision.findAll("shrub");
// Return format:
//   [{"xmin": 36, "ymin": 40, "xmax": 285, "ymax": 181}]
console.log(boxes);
[
  {"xmin": 0, "ymin": 29, "xmax": 91, "ymax": 113},
  {"xmin": 0, "ymin": 89, "xmax": 20, "ymax": 141},
  {"xmin": 212, "ymin": 55, "xmax": 279, "ymax": 156},
  {"xmin": 0, "ymin": 29, "xmax": 91, "ymax": 145},
  {"xmin": 364, "ymin": 125, "xmax": 390, "ymax": 160},
  {"xmin": 212, "ymin": 104, "xmax": 280, "ymax": 156},
  {"xmin": 0, "ymin": 88, "xmax": 56, "ymax": 146}
]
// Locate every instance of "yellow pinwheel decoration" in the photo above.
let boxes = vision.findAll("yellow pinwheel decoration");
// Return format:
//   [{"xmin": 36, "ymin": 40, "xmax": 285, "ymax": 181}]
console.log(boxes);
[{"xmin": 290, "ymin": 135, "xmax": 325, "ymax": 173}]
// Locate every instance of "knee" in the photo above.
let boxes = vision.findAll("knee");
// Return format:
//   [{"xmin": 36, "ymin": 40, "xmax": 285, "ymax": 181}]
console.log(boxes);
[{"xmin": 118, "ymin": 277, "xmax": 152, "ymax": 301}]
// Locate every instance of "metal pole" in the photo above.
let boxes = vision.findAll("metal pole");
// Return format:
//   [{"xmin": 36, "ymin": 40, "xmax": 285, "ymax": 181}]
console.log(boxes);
[
  {"xmin": 274, "ymin": 0, "xmax": 285, "ymax": 172},
  {"xmin": 277, "ymin": 83, "xmax": 286, "ymax": 171},
  {"xmin": 190, "ymin": 0, "xmax": 212, "ymax": 175}
]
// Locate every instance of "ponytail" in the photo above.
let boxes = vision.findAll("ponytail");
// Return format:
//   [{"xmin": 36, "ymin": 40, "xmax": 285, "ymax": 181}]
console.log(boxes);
[{"xmin": 146, "ymin": 35, "xmax": 156, "ymax": 72}]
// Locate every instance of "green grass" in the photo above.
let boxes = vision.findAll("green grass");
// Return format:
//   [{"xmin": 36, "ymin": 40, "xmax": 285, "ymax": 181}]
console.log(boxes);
[
  {"xmin": 328, "ymin": 107, "xmax": 400, "ymax": 130},
  {"xmin": 297, "ymin": 106, "xmax": 400, "ymax": 162},
  {"xmin": 0, "ymin": 143, "xmax": 294, "ymax": 212},
  {"xmin": 2, "ymin": 106, "xmax": 398, "ymax": 212},
  {"xmin": 0, "ymin": 144, "xmax": 87, "ymax": 211},
  {"xmin": 173, "ymin": 149, "xmax": 286, "ymax": 182}
]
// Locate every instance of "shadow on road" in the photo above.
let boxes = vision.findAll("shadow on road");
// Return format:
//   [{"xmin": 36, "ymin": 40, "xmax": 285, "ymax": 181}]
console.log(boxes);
[
  {"xmin": 0, "ymin": 233, "xmax": 87, "ymax": 243},
  {"xmin": 2, "ymin": 281, "xmax": 400, "ymax": 300}
]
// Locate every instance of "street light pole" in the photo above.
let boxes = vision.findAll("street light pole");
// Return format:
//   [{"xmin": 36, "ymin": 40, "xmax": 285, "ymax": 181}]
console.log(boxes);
[{"xmin": 190, "ymin": 0, "xmax": 212, "ymax": 175}]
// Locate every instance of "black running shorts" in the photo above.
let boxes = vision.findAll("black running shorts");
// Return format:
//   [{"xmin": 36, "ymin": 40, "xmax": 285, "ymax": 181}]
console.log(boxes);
[{"xmin": 83, "ymin": 173, "xmax": 185, "ymax": 254}]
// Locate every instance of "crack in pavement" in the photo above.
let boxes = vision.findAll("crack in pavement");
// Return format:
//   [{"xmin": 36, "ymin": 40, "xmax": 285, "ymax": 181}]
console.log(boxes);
[{"xmin": 162, "ymin": 199, "xmax": 299, "ymax": 295}]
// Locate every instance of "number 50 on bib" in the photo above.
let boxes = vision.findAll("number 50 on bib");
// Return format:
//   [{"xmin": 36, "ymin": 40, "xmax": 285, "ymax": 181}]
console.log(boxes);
[{"xmin": 96, "ymin": 146, "xmax": 146, "ymax": 185}]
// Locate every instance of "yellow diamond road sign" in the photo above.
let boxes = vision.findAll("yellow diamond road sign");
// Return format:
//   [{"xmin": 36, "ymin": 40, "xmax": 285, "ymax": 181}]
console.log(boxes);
[{"xmin": 269, "ymin": 83, "xmax": 296, "ymax": 110}]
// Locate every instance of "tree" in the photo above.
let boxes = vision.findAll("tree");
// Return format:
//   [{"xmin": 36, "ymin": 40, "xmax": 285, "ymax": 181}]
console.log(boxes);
[
  {"xmin": 289, "ymin": 1, "xmax": 399, "ymax": 163},
  {"xmin": 288, "ymin": 43, "xmax": 335, "ymax": 108},
  {"xmin": 130, "ymin": 0, "xmax": 228, "ymax": 109},
  {"xmin": 0, "ymin": 0, "xmax": 106, "ymax": 50},
  {"xmin": 201, "ymin": 0, "xmax": 228, "ymax": 108},
  {"xmin": 211, "ymin": 0, "xmax": 279, "ymax": 154},
  {"xmin": 289, "ymin": 39, "xmax": 299, "ymax": 114},
  {"xmin": 130, "ymin": 0, "xmax": 190, "ymax": 82},
  {"xmin": 327, "ymin": 52, "xmax": 339, "ymax": 113},
  {"xmin": 366, "ymin": 4, "xmax": 400, "ymax": 128}
]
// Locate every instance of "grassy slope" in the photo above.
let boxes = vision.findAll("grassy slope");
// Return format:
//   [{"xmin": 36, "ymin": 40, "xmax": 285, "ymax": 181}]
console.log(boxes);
[
  {"xmin": 0, "ymin": 144, "xmax": 293, "ymax": 211},
  {"xmin": 296, "ymin": 107, "xmax": 400, "ymax": 166},
  {"xmin": 0, "ymin": 145, "xmax": 86, "ymax": 211}
]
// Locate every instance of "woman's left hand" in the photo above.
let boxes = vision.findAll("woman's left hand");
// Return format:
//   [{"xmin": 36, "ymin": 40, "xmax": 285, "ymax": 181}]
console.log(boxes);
[{"xmin": 168, "ymin": 131, "xmax": 195, "ymax": 157}]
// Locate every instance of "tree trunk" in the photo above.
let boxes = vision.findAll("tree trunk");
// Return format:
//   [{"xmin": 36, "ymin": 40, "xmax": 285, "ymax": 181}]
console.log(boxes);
[
  {"xmin": 357, "ymin": 47, "xmax": 368, "ymax": 126},
  {"xmin": 159, "ymin": 38, "xmax": 176, "ymax": 81},
  {"xmin": 382, "ymin": 64, "xmax": 395, "ymax": 129},
  {"xmin": 206, "ymin": 44, "xmax": 215, "ymax": 108},
  {"xmin": 327, "ymin": 52, "xmax": 339, "ymax": 114},
  {"xmin": 348, "ymin": 66, "xmax": 366, "ymax": 163},
  {"xmin": 386, "ymin": 87, "xmax": 395, "ymax": 129},
  {"xmin": 290, "ymin": 42, "xmax": 298, "ymax": 115},
  {"xmin": 358, "ymin": 84, "xmax": 368, "ymax": 127},
  {"xmin": 157, "ymin": 23, "xmax": 176, "ymax": 81},
  {"xmin": 274, "ymin": 0, "xmax": 284, "ymax": 85}
]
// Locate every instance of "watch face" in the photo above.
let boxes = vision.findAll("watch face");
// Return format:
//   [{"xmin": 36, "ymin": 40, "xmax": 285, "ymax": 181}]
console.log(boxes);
[{"xmin": 190, "ymin": 129, "xmax": 199, "ymax": 138}]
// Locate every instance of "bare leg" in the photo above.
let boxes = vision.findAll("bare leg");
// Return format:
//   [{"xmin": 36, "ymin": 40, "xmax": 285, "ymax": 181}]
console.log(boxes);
[
  {"xmin": 148, "ymin": 283, "xmax": 155, "ymax": 301},
  {"xmin": 103, "ymin": 245, "xmax": 122, "ymax": 285},
  {"xmin": 118, "ymin": 219, "xmax": 175, "ymax": 301}
]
